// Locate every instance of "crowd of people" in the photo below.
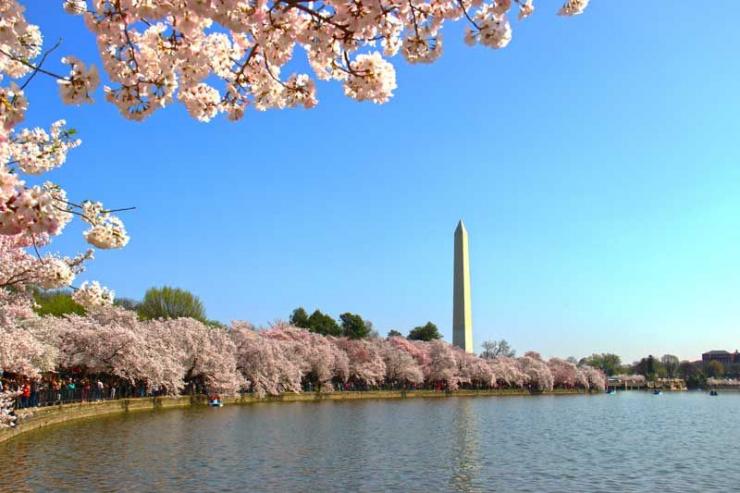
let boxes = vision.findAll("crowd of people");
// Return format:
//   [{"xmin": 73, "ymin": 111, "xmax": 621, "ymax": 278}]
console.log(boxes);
[{"xmin": 0, "ymin": 371, "xmax": 179, "ymax": 412}]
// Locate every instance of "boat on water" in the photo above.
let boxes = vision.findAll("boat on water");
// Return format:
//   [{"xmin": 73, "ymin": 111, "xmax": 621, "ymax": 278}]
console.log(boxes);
[
  {"xmin": 709, "ymin": 390, "xmax": 719, "ymax": 396},
  {"xmin": 209, "ymin": 400, "xmax": 223, "ymax": 407},
  {"xmin": 653, "ymin": 390, "xmax": 662, "ymax": 395},
  {"xmin": 607, "ymin": 389, "xmax": 617, "ymax": 395}
]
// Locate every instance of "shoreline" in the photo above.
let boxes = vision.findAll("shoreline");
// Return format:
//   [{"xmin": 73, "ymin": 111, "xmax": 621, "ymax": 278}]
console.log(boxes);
[{"xmin": 0, "ymin": 388, "xmax": 596, "ymax": 444}]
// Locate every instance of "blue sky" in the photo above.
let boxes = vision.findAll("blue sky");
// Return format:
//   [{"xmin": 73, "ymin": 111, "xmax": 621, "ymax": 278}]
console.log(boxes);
[{"xmin": 21, "ymin": 2, "xmax": 740, "ymax": 363}]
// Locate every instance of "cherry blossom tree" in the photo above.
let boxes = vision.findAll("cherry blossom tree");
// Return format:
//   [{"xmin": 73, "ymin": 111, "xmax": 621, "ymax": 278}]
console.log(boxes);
[
  {"xmin": 335, "ymin": 338, "xmax": 386, "ymax": 387},
  {"xmin": 0, "ymin": 318, "xmax": 57, "ymax": 378},
  {"xmin": 388, "ymin": 336, "xmax": 432, "ymax": 373},
  {"xmin": 151, "ymin": 317, "xmax": 242, "ymax": 394},
  {"xmin": 580, "ymin": 365, "xmax": 605, "ymax": 390},
  {"xmin": 1, "ymin": 2, "xmax": 130, "ymax": 337},
  {"xmin": 262, "ymin": 323, "xmax": 349, "ymax": 389},
  {"xmin": 51, "ymin": 0, "xmax": 590, "ymax": 122},
  {"xmin": 456, "ymin": 348, "xmax": 496, "ymax": 388},
  {"xmin": 1, "ymin": 310, "xmax": 608, "ymax": 419},
  {"xmin": 53, "ymin": 309, "xmax": 148, "ymax": 383},
  {"xmin": 377, "ymin": 340, "xmax": 424, "ymax": 385},
  {"xmin": 427, "ymin": 340, "xmax": 460, "ymax": 390},
  {"xmin": 517, "ymin": 351, "xmax": 553, "ymax": 391},
  {"xmin": 487, "ymin": 356, "xmax": 527, "ymax": 388},
  {"xmin": 548, "ymin": 357, "xmax": 578, "ymax": 388},
  {"xmin": 231, "ymin": 321, "xmax": 303, "ymax": 397}
]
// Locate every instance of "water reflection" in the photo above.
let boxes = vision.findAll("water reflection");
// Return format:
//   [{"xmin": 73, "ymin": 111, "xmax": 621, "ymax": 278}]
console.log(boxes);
[{"xmin": 449, "ymin": 398, "xmax": 481, "ymax": 492}]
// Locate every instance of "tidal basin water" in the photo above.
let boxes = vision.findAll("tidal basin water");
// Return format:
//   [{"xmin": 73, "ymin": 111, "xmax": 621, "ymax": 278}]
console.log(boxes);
[{"xmin": 1, "ymin": 392, "xmax": 738, "ymax": 492}]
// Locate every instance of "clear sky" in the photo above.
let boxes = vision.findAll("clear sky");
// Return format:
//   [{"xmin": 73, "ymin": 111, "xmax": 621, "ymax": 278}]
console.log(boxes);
[{"xmin": 21, "ymin": 2, "xmax": 740, "ymax": 363}]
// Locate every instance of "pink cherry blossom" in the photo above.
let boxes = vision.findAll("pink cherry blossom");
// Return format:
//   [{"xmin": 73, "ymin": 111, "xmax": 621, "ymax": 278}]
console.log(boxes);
[
  {"xmin": 558, "ymin": 0, "xmax": 590, "ymax": 17},
  {"xmin": 72, "ymin": 280, "xmax": 115, "ymax": 309},
  {"xmin": 58, "ymin": 56, "xmax": 100, "ymax": 105}
]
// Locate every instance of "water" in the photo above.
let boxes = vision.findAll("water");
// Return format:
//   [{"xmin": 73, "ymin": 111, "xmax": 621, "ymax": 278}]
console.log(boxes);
[{"xmin": 1, "ymin": 392, "xmax": 736, "ymax": 492}]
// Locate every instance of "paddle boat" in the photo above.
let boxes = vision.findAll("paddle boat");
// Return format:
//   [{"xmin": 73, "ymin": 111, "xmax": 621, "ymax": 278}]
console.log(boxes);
[
  {"xmin": 709, "ymin": 390, "xmax": 719, "ymax": 396},
  {"xmin": 653, "ymin": 389, "xmax": 662, "ymax": 396},
  {"xmin": 208, "ymin": 394, "xmax": 224, "ymax": 407},
  {"xmin": 607, "ymin": 389, "xmax": 617, "ymax": 395}
]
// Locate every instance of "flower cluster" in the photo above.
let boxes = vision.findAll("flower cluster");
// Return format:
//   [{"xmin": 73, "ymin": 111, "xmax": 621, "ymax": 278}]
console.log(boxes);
[
  {"xmin": 558, "ymin": 0, "xmax": 589, "ymax": 17},
  {"xmin": 465, "ymin": 5, "xmax": 513, "ymax": 49},
  {"xmin": 58, "ymin": 56, "xmax": 100, "ymax": 105},
  {"xmin": 344, "ymin": 53, "xmax": 398, "ymax": 104},
  {"xmin": 61, "ymin": 0, "xmax": 590, "ymax": 121},
  {"xmin": 0, "ymin": 390, "xmax": 21, "ymax": 428},
  {"xmin": 72, "ymin": 281, "xmax": 115, "ymax": 309},
  {"xmin": 8, "ymin": 120, "xmax": 81, "ymax": 175},
  {"xmin": 34, "ymin": 257, "xmax": 75, "ymax": 290},
  {"xmin": 0, "ymin": 1, "xmax": 42, "ymax": 80}
]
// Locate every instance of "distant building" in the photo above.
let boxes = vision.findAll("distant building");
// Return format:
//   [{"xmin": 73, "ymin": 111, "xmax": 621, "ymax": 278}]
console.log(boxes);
[{"xmin": 702, "ymin": 350, "xmax": 740, "ymax": 366}]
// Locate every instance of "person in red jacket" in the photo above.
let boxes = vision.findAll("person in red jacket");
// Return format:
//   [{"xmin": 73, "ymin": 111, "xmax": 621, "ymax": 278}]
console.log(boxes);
[{"xmin": 21, "ymin": 382, "xmax": 31, "ymax": 408}]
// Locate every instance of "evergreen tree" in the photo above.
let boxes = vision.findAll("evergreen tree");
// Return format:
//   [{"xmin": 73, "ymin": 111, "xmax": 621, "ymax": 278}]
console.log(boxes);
[{"xmin": 408, "ymin": 322, "xmax": 442, "ymax": 341}]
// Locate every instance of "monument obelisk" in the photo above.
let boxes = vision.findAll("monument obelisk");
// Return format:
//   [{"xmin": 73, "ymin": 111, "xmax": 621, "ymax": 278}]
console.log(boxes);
[{"xmin": 453, "ymin": 220, "xmax": 473, "ymax": 353}]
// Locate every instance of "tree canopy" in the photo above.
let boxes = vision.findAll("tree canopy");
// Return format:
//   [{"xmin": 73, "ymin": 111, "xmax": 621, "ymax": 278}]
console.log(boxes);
[
  {"xmin": 480, "ymin": 339, "xmax": 516, "ymax": 359},
  {"xmin": 138, "ymin": 286, "xmax": 207, "ymax": 322},
  {"xmin": 579, "ymin": 353, "xmax": 623, "ymax": 376},
  {"xmin": 661, "ymin": 354, "xmax": 680, "ymax": 378},
  {"xmin": 706, "ymin": 360, "xmax": 725, "ymax": 378},
  {"xmin": 339, "ymin": 312, "xmax": 371, "ymax": 339},
  {"xmin": 289, "ymin": 307, "xmax": 310, "ymax": 328},
  {"xmin": 408, "ymin": 322, "xmax": 442, "ymax": 341}
]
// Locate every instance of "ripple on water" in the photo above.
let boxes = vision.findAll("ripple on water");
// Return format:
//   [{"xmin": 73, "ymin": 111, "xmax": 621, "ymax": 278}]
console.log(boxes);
[{"xmin": 0, "ymin": 392, "xmax": 737, "ymax": 492}]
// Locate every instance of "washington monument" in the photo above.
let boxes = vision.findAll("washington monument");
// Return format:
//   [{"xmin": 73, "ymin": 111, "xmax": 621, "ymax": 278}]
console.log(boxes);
[{"xmin": 453, "ymin": 220, "xmax": 473, "ymax": 353}]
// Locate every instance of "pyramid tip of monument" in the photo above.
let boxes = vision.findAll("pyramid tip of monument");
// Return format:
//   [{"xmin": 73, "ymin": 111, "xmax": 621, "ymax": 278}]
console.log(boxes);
[{"xmin": 456, "ymin": 219, "xmax": 466, "ymax": 230}]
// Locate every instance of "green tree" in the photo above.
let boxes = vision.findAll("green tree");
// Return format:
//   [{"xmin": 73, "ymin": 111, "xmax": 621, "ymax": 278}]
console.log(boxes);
[
  {"xmin": 339, "ymin": 312, "xmax": 370, "ymax": 339},
  {"xmin": 289, "ymin": 307, "xmax": 310, "ymax": 328},
  {"xmin": 33, "ymin": 290, "xmax": 85, "ymax": 316},
  {"xmin": 306, "ymin": 310, "xmax": 342, "ymax": 336},
  {"xmin": 633, "ymin": 354, "xmax": 665, "ymax": 380},
  {"xmin": 706, "ymin": 360, "xmax": 725, "ymax": 378},
  {"xmin": 661, "ymin": 354, "xmax": 680, "ymax": 378},
  {"xmin": 408, "ymin": 322, "xmax": 442, "ymax": 341},
  {"xmin": 679, "ymin": 361, "xmax": 706, "ymax": 389},
  {"xmin": 480, "ymin": 339, "xmax": 515, "ymax": 359},
  {"xmin": 138, "ymin": 286, "xmax": 207, "ymax": 322},
  {"xmin": 579, "ymin": 353, "xmax": 622, "ymax": 376},
  {"xmin": 114, "ymin": 297, "xmax": 140, "ymax": 311},
  {"xmin": 387, "ymin": 329, "xmax": 403, "ymax": 338}
]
